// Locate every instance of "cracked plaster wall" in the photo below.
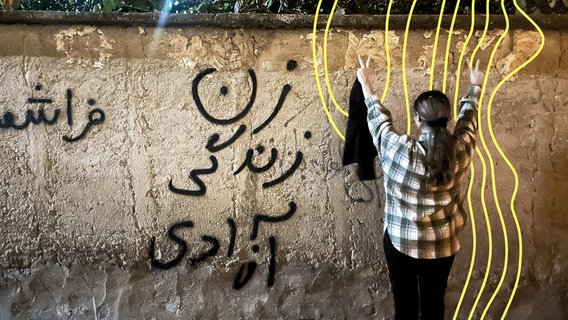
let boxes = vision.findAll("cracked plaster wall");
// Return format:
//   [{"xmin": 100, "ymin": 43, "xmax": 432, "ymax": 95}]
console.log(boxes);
[{"xmin": 0, "ymin": 22, "xmax": 567, "ymax": 319}]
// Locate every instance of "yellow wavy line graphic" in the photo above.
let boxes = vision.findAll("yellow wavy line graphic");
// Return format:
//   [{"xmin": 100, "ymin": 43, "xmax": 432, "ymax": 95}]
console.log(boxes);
[
  {"xmin": 452, "ymin": 0, "xmax": 476, "ymax": 118},
  {"xmin": 442, "ymin": 0, "xmax": 462, "ymax": 94},
  {"xmin": 490, "ymin": 2, "xmax": 545, "ymax": 317},
  {"xmin": 323, "ymin": 0, "xmax": 348, "ymax": 117},
  {"xmin": 454, "ymin": 164, "xmax": 478, "ymax": 319},
  {"xmin": 313, "ymin": 0, "xmax": 394, "ymax": 140},
  {"xmin": 466, "ymin": 2, "xmax": 495, "ymax": 318},
  {"xmin": 480, "ymin": 1, "xmax": 512, "ymax": 317},
  {"xmin": 468, "ymin": 149, "xmax": 492, "ymax": 320},
  {"xmin": 381, "ymin": 0, "xmax": 394, "ymax": 104},
  {"xmin": 429, "ymin": 0, "xmax": 447, "ymax": 90},
  {"xmin": 312, "ymin": 0, "xmax": 345, "ymax": 141},
  {"xmin": 451, "ymin": 2, "xmax": 477, "ymax": 318},
  {"xmin": 402, "ymin": 0, "xmax": 418, "ymax": 135},
  {"xmin": 312, "ymin": 1, "xmax": 544, "ymax": 318}
]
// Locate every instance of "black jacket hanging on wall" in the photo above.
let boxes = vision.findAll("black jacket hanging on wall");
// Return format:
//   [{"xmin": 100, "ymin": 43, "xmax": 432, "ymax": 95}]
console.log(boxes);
[{"xmin": 342, "ymin": 78, "xmax": 378, "ymax": 180}]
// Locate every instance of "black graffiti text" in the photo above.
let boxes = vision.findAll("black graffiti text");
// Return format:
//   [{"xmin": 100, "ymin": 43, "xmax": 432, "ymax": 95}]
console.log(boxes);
[{"xmin": 0, "ymin": 84, "xmax": 106, "ymax": 142}]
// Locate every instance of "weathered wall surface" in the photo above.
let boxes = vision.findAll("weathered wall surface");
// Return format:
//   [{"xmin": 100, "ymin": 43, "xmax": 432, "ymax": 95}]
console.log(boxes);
[{"xmin": 0, "ymin": 15, "xmax": 567, "ymax": 319}]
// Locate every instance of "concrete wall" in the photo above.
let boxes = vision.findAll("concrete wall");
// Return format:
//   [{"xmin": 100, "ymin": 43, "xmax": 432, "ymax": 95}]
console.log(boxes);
[{"xmin": 0, "ymin": 13, "xmax": 567, "ymax": 319}]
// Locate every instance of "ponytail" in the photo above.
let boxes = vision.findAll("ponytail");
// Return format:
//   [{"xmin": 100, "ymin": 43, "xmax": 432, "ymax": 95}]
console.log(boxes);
[
  {"xmin": 425, "ymin": 127, "xmax": 455, "ymax": 185},
  {"xmin": 413, "ymin": 91, "xmax": 456, "ymax": 186}
]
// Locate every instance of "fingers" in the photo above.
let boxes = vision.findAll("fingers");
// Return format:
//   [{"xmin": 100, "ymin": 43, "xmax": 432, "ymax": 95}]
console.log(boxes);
[
  {"xmin": 466, "ymin": 58, "xmax": 480, "ymax": 71},
  {"xmin": 358, "ymin": 55, "xmax": 371, "ymax": 68}
]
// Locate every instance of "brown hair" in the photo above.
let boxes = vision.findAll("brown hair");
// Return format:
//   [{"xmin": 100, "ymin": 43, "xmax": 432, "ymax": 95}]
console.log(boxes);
[{"xmin": 413, "ymin": 90, "xmax": 456, "ymax": 186}]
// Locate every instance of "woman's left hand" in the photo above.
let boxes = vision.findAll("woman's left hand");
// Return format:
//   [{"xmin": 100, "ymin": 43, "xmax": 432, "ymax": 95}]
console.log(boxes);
[{"xmin": 356, "ymin": 55, "xmax": 373, "ymax": 98}]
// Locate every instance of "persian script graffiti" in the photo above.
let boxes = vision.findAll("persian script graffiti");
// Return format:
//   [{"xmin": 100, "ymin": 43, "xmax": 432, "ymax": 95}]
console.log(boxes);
[
  {"xmin": 148, "ymin": 202, "xmax": 296, "ymax": 289},
  {"xmin": 151, "ymin": 60, "xmax": 308, "ymax": 290},
  {"xmin": 0, "ymin": 84, "xmax": 106, "ymax": 142},
  {"xmin": 168, "ymin": 63, "xmax": 304, "ymax": 195}
]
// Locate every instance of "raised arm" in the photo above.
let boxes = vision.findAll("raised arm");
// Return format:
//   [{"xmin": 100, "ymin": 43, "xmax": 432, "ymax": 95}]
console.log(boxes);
[
  {"xmin": 458, "ymin": 59, "xmax": 484, "ymax": 118},
  {"xmin": 355, "ymin": 55, "xmax": 394, "ymax": 154},
  {"xmin": 455, "ymin": 59, "xmax": 485, "ymax": 151}
]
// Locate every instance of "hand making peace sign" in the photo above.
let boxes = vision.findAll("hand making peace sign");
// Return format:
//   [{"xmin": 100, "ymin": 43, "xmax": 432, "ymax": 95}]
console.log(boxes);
[
  {"xmin": 467, "ymin": 58, "xmax": 484, "ymax": 87},
  {"xmin": 356, "ymin": 55, "xmax": 374, "ymax": 99},
  {"xmin": 356, "ymin": 55, "xmax": 371, "ymax": 87}
]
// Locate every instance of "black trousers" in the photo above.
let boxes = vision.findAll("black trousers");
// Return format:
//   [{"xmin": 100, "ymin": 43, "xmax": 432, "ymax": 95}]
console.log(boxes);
[{"xmin": 383, "ymin": 232, "xmax": 455, "ymax": 320}]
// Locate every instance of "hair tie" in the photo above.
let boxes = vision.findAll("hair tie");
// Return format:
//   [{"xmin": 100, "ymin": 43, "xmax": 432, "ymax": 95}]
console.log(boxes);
[{"xmin": 426, "ymin": 117, "xmax": 448, "ymax": 128}]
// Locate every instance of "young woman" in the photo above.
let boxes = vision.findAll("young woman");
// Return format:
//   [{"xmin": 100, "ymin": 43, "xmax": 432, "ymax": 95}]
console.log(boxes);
[{"xmin": 356, "ymin": 56, "xmax": 484, "ymax": 320}]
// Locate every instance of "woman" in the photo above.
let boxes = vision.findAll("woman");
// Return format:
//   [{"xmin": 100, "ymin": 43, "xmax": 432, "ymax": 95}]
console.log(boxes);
[{"xmin": 356, "ymin": 56, "xmax": 484, "ymax": 320}]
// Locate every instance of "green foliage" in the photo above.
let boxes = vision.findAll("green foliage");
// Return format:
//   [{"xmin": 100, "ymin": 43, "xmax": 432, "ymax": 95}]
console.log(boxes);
[
  {"xmin": 20, "ymin": 0, "xmax": 94, "ymax": 11},
  {"xmin": 3, "ymin": 0, "xmax": 568, "ymax": 14},
  {"xmin": 194, "ymin": 0, "xmax": 235, "ymax": 13}
]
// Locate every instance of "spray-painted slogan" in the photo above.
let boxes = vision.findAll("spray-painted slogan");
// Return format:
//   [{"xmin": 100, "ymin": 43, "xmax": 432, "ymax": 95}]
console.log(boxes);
[
  {"xmin": 149, "ymin": 60, "xmax": 308, "ymax": 290},
  {"xmin": 0, "ymin": 84, "xmax": 105, "ymax": 142},
  {"xmin": 0, "ymin": 61, "xmax": 304, "ymax": 291}
]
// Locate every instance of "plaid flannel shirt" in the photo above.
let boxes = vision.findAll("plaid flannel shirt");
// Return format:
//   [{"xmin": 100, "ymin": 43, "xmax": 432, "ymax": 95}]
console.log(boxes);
[{"xmin": 365, "ymin": 86, "xmax": 479, "ymax": 259}]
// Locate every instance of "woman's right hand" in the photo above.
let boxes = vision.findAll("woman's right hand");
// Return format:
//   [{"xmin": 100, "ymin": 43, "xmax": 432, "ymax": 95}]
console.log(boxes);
[{"xmin": 469, "ymin": 59, "xmax": 484, "ymax": 86}]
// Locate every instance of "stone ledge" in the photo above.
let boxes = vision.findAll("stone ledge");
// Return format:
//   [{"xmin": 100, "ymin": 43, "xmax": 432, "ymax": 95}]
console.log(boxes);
[{"xmin": 0, "ymin": 11, "xmax": 567, "ymax": 29}]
